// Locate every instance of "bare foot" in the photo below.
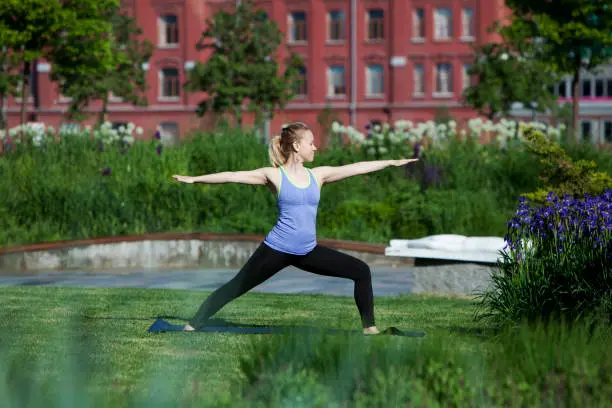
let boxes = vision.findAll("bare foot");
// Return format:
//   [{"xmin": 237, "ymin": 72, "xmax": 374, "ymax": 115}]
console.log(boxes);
[
  {"xmin": 363, "ymin": 326, "xmax": 380, "ymax": 335},
  {"xmin": 183, "ymin": 324, "xmax": 196, "ymax": 331}
]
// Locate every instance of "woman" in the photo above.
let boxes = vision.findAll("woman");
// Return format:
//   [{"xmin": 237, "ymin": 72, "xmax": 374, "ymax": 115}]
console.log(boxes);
[{"xmin": 172, "ymin": 122, "xmax": 417, "ymax": 334}]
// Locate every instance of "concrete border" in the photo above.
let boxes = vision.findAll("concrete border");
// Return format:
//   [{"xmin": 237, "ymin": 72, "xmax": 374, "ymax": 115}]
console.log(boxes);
[{"xmin": 0, "ymin": 233, "xmax": 415, "ymax": 274}]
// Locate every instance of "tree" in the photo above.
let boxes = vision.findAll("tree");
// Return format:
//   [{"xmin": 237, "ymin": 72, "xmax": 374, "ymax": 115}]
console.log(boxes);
[
  {"xmin": 0, "ymin": 47, "xmax": 21, "ymax": 130},
  {"xmin": 462, "ymin": 21, "xmax": 559, "ymax": 120},
  {"xmin": 0, "ymin": 0, "xmax": 65, "ymax": 129},
  {"xmin": 185, "ymin": 0, "xmax": 303, "ymax": 126},
  {"xmin": 0, "ymin": 0, "xmax": 120, "ymax": 129},
  {"xmin": 53, "ymin": 11, "xmax": 153, "ymax": 123},
  {"xmin": 502, "ymin": 0, "xmax": 612, "ymax": 141}
]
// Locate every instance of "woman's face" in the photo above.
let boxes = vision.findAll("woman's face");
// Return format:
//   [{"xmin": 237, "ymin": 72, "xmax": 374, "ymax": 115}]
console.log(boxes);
[{"xmin": 296, "ymin": 130, "xmax": 317, "ymax": 162}]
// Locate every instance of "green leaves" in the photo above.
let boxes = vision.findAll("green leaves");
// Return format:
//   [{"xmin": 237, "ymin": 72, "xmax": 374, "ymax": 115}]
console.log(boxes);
[
  {"xmin": 462, "ymin": 25, "xmax": 559, "ymax": 120},
  {"xmin": 185, "ymin": 0, "xmax": 303, "ymax": 124}
]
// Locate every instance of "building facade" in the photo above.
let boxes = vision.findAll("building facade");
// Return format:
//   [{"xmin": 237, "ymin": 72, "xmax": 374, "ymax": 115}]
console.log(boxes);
[{"xmin": 4, "ymin": 0, "xmax": 610, "ymax": 145}]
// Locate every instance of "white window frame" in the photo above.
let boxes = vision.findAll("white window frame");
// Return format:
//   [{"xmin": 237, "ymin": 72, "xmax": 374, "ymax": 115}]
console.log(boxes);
[
  {"xmin": 366, "ymin": 64, "xmax": 384, "ymax": 97},
  {"xmin": 158, "ymin": 14, "xmax": 179, "ymax": 48},
  {"xmin": 158, "ymin": 68, "xmax": 180, "ymax": 101},
  {"xmin": 462, "ymin": 63, "xmax": 472, "ymax": 91},
  {"xmin": 413, "ymin": 64, "xmax": 425, "ymax": 97},
  {"xmin": 158, "ymin": 122, "xmax": 180, "ymax": 145},
  {"xmin": 15, "ymin": 69, "xmax": 36, "ymax": 104},
  {"xmin": 580, "ymin": 120, "xmax": 594, "ymax": 143},
  {"xmin": 327, "ymin": 65, "xmax": 346, "ymax": 98},
  {"xmin": 367, "ymin": 9, "xmax": 384, "ymax": 41},
  {"xmin": 327, "ymin": 10, "xmax": 345, "ymax": 42},
  {"xmin": 295, "ymin": 66, "xmax": 307, "ymax": 97},
  {"xmin": 461, "ymin": 8, "xmax": 475, "ymax": 41},
  {"xmin": 288, "ymin": 11, "xmax": 307, "ymax": 43},
  {"xmin": 601, "ymin": 119, "xmax": 612, "ymax": 144},
  {"xmin": 434, "ymin": 62, "xmax": 453, "ymax": 97},
  {"xmin": 434, "ymin": 8, "xmax": 452, "ymax": 40},
  {"xmin": 412, "ymin": 8, "xmax": 425, "ymax": 42}
]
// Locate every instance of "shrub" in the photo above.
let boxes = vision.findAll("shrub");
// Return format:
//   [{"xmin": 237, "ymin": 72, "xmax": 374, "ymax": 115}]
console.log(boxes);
[
  {"xmin": 476, "ymin": 190, "xmax": 612, "ymax": 325},
  {"xmin": 521, "ymin": 126, "xmax": 612, "ymax": 204}
]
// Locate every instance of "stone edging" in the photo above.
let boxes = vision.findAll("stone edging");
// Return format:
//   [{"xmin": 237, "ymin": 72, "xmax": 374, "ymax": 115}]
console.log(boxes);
[
  {"xmin": 0, "ymin": 233, "xmax": 414, "ymax": 274},
  {"xmin": 0, "ymin": 232, "xmax": 388, "ymax": 255}
]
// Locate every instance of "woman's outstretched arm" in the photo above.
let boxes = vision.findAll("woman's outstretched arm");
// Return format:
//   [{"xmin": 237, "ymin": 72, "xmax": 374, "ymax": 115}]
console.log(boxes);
[
  {"xmin": 314, "ymin": 159, "xmax": 418, "ymax": 185},
  {"xmin": 172, "ymin": 168, "xmax": 272, "ymax": 185}
]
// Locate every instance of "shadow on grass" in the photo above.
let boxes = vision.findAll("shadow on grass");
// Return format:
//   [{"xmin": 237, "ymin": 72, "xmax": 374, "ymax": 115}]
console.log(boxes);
[{"xmin": 144, "ymin": 317, "xmax": 427, "ymax": 337}]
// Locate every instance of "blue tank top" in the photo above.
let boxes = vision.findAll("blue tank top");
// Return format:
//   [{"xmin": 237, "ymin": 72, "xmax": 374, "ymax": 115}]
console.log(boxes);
[{"xmin": 264, "ymin": 166, "xmax": 320, "ymax": 255}]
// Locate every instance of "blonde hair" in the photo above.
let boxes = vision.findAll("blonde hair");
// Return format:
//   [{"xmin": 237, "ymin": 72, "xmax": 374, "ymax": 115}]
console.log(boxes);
[{"xmin": 268, "ymin": 122, "xmax": 310, "ymax": 168}]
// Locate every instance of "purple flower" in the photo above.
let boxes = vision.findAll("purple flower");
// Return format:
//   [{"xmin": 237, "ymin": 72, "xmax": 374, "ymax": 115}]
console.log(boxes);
[
  {"xmin": 413, "ymin": 142, "xmax": 422, "ymax": 158},
  {"xmin": 156, "ymin": 144, "xmax": 163, "ymax": 155},
  {"xmin": 154, "ymin": 131, "xmax": 161, "ymax": 140},
  {"xmin": 101, "ymin": 167, "xmax": 111, "ymax": 176}
]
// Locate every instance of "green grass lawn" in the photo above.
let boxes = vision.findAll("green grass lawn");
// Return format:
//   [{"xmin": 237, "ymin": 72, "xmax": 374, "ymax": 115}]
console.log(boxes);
[{"xmin": 0, "ymin": 286, "xmax": 486, "ymax": 405}]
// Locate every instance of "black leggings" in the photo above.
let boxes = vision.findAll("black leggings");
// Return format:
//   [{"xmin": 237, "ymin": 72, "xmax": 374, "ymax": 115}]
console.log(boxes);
[{"xmin": 189, "ymin": 243, "xmax": 376, "ymax": 329}]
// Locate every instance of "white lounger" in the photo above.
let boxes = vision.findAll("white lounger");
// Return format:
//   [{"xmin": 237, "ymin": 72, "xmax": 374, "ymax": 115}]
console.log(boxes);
[{"xmin": 385, "ymin": 234, "xmax": 508, "ymax": 264}]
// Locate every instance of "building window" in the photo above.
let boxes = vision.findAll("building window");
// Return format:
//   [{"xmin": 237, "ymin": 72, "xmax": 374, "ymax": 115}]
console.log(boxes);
[
  {"xmin": 413, "ymin": 64, "xmax": 424, "ymax": 96},
  {"xmin": 607, "ymin": 78, "xmax": 612, "ymax": 97},
  {"xmin": 295, "ymin": 66, "xmax": 307, "ymax": 96},
  {"xmin": 159, "ymin": 68, "xmax": 180, "ymax": 99},
  {"xmin": 109, "ymin": 91, "xmax": 123, "ymax": 102},
  {"xmin": 327, "ymin": 65, "xmax": 346, "ymax": 97},
  {"xmin": 328, "ymin": 10, "xmax": 345, "ymax": 41},
  {"xmin": 461, "ymin": 8, "xmax": 474, "ymax": 39},
  {"xmin": 412, "ymin": 8, "xmax": 425, "ymax": 40},
  {"xmin": 288, "ymin": 11, "xmax": 307, "ymax": 43},
  {"xmin": 581, "ymin": 79, "xmax": 592, "ymax": 97},
  {"xmin": 435, "ymin": 63, "xmax": 453, "ymax": 95},
  {"xmin": 366, "ymin": 64, "xmax": 384, "ymax": 96},
  {"xmin": 595, "ymin": 79, "xmax": 605, "ymax": 97},
  {"xmin": 557, "ymin": 81, "xmax": 567, "ymax": 98},
  {"xmin": 462, "ymin": 63, "xmax": 472, "ymax": 90},
  {"xmin": 434, "ymin": 8, "xmax": 452, "ymax": 40},
  {"xmin": 367, "ymin": 9, "xmax": 384, "ymax": 41},
  {"xmin": 158, "ymin": 14, "xmax": 178, "ymax": 47},
  {"xmin": 603, "ymin": 121, "xmax": 612, "ymax": 143},
  {"xmin": 16, "ymin": 68, "xmax": 36, "ymax": 102},
  {"xmin": 158, "ymin": 122, "xmax": 179, "ymax": 145},
  {"xmin": 581, "ymin": 120, "xmax": 593, "ymax": 143}
]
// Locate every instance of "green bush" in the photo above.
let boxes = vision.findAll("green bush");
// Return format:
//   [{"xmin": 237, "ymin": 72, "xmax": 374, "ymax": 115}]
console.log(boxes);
[
  {"xmin": 0, "ymin": 125, "xmax": 610, "ymax": 247},
  {"xmin": 476, "ymin": 190, "xmax": 612, "ymax": 326}
]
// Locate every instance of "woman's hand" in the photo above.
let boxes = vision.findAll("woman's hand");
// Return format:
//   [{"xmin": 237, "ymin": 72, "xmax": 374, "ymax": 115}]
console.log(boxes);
[
  {"xmin": 390, "ymin": 158, "xmax": 419, "ymax": 167},
  {"xmin": 172, "ymin": 175, "xmax": 195, "ymax": 184}
]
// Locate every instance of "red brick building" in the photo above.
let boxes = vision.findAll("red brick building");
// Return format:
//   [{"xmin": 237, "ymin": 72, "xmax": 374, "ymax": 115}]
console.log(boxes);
[{"xmin": 10, "ymin": 0, "xmax": 609, "ymax": 146}]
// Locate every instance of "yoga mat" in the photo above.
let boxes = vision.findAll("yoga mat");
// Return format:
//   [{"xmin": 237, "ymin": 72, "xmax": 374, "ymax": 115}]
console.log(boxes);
[{"xmin": 147, "ymin": 318, "xmax": 425, "ymax": 337}]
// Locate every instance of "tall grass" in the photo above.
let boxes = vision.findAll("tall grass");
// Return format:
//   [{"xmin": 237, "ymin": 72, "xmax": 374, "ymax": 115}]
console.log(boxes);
[{"xmin": 1, "ymin": 312, "xmax": 610, "ymax": 407}]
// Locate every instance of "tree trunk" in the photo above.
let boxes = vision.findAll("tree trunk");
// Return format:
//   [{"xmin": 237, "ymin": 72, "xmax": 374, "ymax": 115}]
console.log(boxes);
[
  {"xmin": 571, "ymin": 69, "xmax": 580, "ymax": 143},
  {"xmin": 234, "ymin": 106, "xmax": 242, "ymax": 127},
  {"xmin": 19, "ymin": 60, "xmax": 30, "ymax": 135},
  {"xmin": 0, "ymin": 91, "xmax": 6, "ymax": 131},
  {"xmin": 99, "ymin": 94, "xmax": 109, "ymax": 127}
]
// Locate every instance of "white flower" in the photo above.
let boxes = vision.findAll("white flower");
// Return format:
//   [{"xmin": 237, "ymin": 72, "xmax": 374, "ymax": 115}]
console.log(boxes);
[
  {"xmin": 367, "ymin": 147, "xmax": 376, "ymax": 155},
  {"xmin": 136, "ymin": 127, "xmax": 143, "ymax": 135},
  {"xmin": 378, "ymin": 147, "xmax": 388, "ymax": 154}
]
